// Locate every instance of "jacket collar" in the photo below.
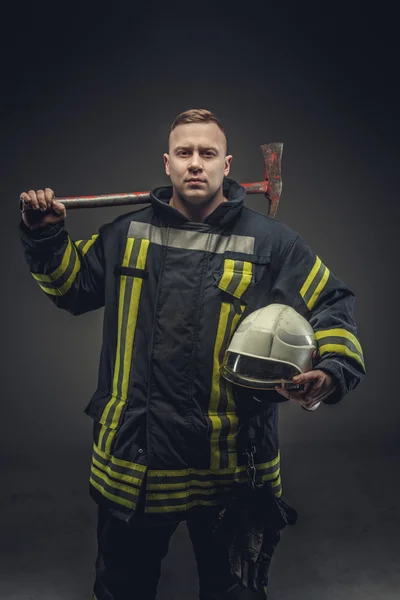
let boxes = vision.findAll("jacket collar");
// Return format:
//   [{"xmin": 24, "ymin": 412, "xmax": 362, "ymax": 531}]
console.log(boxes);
[{"xmin": 149, "ymin": 177, "xmax": 245, "ymax": 227}]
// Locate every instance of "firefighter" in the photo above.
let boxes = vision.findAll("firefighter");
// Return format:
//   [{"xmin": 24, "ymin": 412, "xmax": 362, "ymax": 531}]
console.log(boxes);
[{"xmin": 19, "ymin": 109, "xmax": 366, "ymax": 599}]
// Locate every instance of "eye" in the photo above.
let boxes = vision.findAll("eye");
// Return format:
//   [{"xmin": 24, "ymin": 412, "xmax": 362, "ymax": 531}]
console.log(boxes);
[{"xmin": 203, "ymin": 151, "xmax": 216, "ymax": 158}]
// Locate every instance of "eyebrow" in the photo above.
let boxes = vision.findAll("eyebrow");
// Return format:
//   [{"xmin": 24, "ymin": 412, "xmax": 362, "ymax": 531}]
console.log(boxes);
[{"xmin": 173, "ymin": 145, "xmax": 219, "ymax": 153}]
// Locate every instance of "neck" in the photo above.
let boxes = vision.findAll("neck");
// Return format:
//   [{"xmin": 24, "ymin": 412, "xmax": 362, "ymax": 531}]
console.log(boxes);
[{"xmin": 169, "ymin": 189, "xmax": 227, "ymax": 223}]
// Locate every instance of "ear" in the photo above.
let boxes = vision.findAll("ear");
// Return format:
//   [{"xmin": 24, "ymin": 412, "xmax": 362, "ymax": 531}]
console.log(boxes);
[
  {"xmin": 224, "ymin": 155, "xmax": 233, "ymax": 177},
  {"xmin": 163, "ymin": 153, "xmax": 170, "ymax": 176}
]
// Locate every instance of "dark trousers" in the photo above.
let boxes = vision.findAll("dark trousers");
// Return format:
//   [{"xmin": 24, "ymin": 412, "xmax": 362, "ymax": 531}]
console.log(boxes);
[{"xmin": 93, "ymin": 505, "xmax": 267, "ymax": 600}]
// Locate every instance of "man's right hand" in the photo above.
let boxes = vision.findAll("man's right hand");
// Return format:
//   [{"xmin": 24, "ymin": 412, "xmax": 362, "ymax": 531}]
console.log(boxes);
[{"xmin": 20, "ymin": 188, "xmax": 67, "ymax": 230}]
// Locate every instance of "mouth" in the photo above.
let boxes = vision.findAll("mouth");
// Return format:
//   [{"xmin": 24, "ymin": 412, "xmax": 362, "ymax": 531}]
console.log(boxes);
[{"xmin": 186, "ymin": 179, "xmax": 206, "ymax": 184}]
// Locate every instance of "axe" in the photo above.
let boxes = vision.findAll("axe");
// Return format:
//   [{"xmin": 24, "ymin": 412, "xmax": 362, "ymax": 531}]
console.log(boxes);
[{"xmin": 20, "ymin": 143, "xmax": 283, "ymax": 218}]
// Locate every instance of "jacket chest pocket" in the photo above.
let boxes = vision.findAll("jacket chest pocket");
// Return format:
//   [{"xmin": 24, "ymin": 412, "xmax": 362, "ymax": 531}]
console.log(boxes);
[{"xmin": 214, "ymin": 251, "xmax": 270, "ymax": 313}]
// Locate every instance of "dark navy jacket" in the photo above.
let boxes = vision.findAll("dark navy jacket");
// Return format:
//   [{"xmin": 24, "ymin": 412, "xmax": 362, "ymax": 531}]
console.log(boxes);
[{"xmin": 20, "ymin": 178, "xmax": 366, "ymax": 518}]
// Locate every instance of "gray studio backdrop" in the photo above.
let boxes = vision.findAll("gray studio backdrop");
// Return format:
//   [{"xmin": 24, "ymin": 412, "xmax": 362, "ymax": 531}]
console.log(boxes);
[{"xmin": 1, "ymin": 5, "xmax": 398, "ymax": 599}]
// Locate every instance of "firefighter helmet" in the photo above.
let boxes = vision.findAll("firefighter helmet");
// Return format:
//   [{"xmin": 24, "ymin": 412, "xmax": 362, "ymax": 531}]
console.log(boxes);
[{"xmin": 220, "ymin": 303, "xmax": 317, "ymax": 390}]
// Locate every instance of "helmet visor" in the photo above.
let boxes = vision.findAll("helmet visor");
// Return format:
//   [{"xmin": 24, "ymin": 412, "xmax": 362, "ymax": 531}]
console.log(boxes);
[{"xmin": 220, "ymin": 351, "xmax": 302, "ymax": 390}]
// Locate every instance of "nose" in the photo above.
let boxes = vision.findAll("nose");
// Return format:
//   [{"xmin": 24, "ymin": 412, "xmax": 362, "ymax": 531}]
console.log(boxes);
[{"xmin": 188, "ymin": 151, "xmax": 203, "ymax": 172}]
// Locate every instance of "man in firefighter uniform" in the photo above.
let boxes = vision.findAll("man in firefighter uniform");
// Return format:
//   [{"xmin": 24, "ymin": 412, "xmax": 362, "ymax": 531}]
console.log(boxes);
[{"xmin": 19, "ymin": 109, "xmax": 366, "ymax": 599}]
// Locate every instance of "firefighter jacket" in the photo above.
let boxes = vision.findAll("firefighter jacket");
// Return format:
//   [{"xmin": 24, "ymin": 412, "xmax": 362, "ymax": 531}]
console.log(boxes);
[{"xmin": 19, "ymin": 178, "xmax": 366, "ymax": 520}]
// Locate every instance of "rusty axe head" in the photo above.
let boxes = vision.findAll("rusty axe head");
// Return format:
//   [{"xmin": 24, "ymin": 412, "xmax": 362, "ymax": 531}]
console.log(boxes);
[
  {"xmin": 261, "ymin": 143, "xmax": 283, "ymax": 218},
  {"xmin": 240, "ymin": 143, "xmax": 283, "ymax": 218}
]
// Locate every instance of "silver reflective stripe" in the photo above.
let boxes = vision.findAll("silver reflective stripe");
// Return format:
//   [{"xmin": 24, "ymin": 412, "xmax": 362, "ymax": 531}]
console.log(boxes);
[{"xmin": 128, "ymin": 222, "xmax": 255, "ymax": 255}]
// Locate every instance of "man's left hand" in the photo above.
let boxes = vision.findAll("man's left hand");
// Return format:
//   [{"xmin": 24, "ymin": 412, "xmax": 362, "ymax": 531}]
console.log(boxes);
[{"xmin": 275, "ymin": 370, "xmax": 337, "ymax": 410}]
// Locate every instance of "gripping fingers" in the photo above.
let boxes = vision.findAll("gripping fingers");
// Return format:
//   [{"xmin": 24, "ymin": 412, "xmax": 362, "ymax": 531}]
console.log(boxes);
[
  {"xmin": 27, "ymin": 190, "xmax": 39, "ymax": 211},
  {"xmin": 20, "ymin": 188, "xmax": 56, "ymax": 213},
  {"xmin": 36, "ymin": 189, "xmax": 47, "ymax": 211},
  {"xmin": 51, "ymin": 199, "xmax": 66, "ymax": 217},
  {"xmin": 19, "ymin": 193, "xmax": 28, "ymax": 212},
  {"xmin": 44, "ymin": 187, "xmax": 55, "ymax": 209}
]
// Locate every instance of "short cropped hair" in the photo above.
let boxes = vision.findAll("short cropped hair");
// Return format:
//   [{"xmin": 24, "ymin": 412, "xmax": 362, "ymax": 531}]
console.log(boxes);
[{"xmin": 169, "ymin": 109, "xmax": 227, "ymax": 152}]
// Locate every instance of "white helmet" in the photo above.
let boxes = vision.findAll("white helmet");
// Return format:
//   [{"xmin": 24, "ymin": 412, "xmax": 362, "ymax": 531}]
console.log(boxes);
[{"xmin": 220, "ymin": 303, "xmax": 317, "ymax": 390}]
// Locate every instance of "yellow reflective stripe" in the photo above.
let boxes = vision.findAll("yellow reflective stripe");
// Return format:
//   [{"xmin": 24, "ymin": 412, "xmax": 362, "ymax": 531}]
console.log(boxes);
[
  {"xmin": 258, "ymin": 452, "xmax": 281, "ymax": 469},
  {"xmin": 144, "ymin": 469, "xmax": 283, "ymax": 511},
  {"xmin": 120, "ymin": 241, "xmax": 149, "ymax": 402},
  {"xmin": 55, "ymin": 253, "xmax": 80, "ymax": 295},
  {"xmin": 307, "ymin": 265, "xmax": 330, "ymax": 310},
  {"xmin": 147, "ymin": 481, "xmax": 218, "ymax": 491},
  {"xmin": 32, "ymin": 235, "xmax": 98, "ymax": 296},
  {"xmin": 32, "ymin": 238, "xmax": 75, "ymax": 283},
  {"xmin": 32, "ymin": 238, "xmax": 72, "ymax": 283},
  {"xmin": 98, "ymin": 399, "xmax": 118, "ymax": 433},
  {"xmin": 209, "ymin": 301, "xmax": 231, "ymax": 470},
  {"xmin": 210, "ymin": 310, "xmax": 242, "ymax": 470},
  {"xmin": 31, "ymin": 237, "xmax": 75, "ymax": 283},
  {"xmin": 89, "ymin": 476, "xmax": 137, "ymax": 510},
  {"xmin": 136, "ymin": 240, "xmax": 149, "ymax": 270},
  {"xmin": 299, "ymin": 256, "xmax": 321, "ymax": 298},
  {"xmin": 91, "ymin": 463, "xmax": 140, "ymax": 497},
  {"xmin": 147, "ymin": 468, "xmax": 280, "ymax": 491},
  {"xmin": 207, "ymin": 410, "xmax": 238, "ymax": 469},
  {"xmin": 270, "ymin": 474, "xmax": 281, "ymax": 489},
  {"xmin": 209, "ymin": 259, "xmax": 253, "ymax": 471},
  {"xmin": 315, "ymin": 328, "xmax": 363, "ymax": 355},
  {"xmin": 259, "ymin": 469, "xmax": 280, "ymax": 482},
  {"xmin": 37, "ymin": 251, "xmax": 81, "ymax": 296},
  {"xmin": 99, "ymin": 238, "xmax": 150, "ymax": 454},
  {"xmin": 220, "ymin": 259, "xmax": 253, "ymax": 299},
  {"xmin": 299, "ymin": 256, "xmax": 330, "ymax": 310},
  {"xmin": 318, "ymin": 343, "xmax": 366, "ymax": 370},
  {"xmin": 145, "ymin": 482, "xmax": 282, "ymax": 513},
  {"xmin": 99, "ymin": 239, "xmax": 135, "ymax": 431},
  {"xmin": 233, "ymin": 261, "xmax": 253, "ymax": 298},
  {"xmin": 219, "ymin": 259, "xmax": 235, "ymax": 289},
  {"xmin": 150, "ymin": 468, "xmax": 208, "ymax": 477},
  {"xmin": 225, "ymin": 308, "xmax": 244, "ymax": 468},
  {"xmin": 112, "ymin": 239, "xmax": 150, "ymax": 431},
  {"xmin": 149, "ymin": 454, "xmax": 280, "ymax": 478},
  {"xmin": 92, "ymin": 455, "xmax": 143, "ymax": 487},
  {"xmin": 37, "ymin": 283, "xmax": 61, "ymax": 295},
  {"xmin": 147, "ymin": 479, "xmax": 234, "ymax": 491},
  {"xmin": 93, "ymin": 441, "xmax": 146, "ymax": 472},
  {"xmin": 80, "ymin": 234, "xmax": 99, "ymax": 256}
]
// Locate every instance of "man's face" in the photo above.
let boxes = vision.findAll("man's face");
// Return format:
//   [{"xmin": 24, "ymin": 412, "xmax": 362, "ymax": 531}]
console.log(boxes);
[{"xmin": 164, "ymin": 122, "xmax": 232, "ymax": 205}]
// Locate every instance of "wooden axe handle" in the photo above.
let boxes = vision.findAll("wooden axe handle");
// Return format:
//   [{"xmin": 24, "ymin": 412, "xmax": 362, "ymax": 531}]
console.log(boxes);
[{"xmin": 20, "ymin": 143, "xmax": 283, "ymax": 217}]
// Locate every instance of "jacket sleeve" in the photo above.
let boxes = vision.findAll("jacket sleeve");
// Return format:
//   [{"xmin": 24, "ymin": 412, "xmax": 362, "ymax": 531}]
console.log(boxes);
[
  {"xmin": 19, "ymin": 219, "xmax": 107, "ymax": 315},
  {"xmin": 270, "ymin": 234, "xmax": 366, "ymax": 404}
]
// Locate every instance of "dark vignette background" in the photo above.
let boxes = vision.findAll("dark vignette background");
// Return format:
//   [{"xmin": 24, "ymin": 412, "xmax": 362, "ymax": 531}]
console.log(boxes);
[{"xmin": 1, "ymin": 3, "xmax": 399, "ymax": 599}]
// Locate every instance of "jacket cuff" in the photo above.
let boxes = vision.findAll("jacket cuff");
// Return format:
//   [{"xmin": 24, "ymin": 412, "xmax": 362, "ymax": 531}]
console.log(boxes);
[
  {"xmin": 19, "ymin": 219, "xmax": 66, "ymax": 249},
  {"xmin": 313, "ymin": 359, "xmax": 345, "ymax": 405}
]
